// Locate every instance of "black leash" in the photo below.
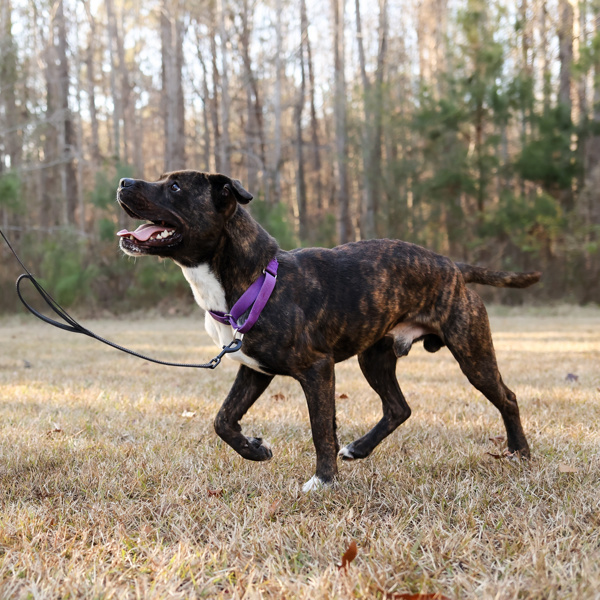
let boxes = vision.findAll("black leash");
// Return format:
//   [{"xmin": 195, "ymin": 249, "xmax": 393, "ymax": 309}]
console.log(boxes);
[{"xmin": 0, "ymin": 228, "xmax": 242, "ymax": 369}]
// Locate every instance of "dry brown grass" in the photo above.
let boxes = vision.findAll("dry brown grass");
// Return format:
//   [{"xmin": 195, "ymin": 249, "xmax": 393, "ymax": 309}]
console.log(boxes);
[{"xmin": 1, "ymin": 306, "xmax": 599, "ymax": 599}]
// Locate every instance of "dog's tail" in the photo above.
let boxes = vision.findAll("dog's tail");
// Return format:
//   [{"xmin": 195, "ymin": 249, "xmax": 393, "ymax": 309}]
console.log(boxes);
[{"xmin": 456, "ymin": 263, "xmax": 542, "ymax": 289}]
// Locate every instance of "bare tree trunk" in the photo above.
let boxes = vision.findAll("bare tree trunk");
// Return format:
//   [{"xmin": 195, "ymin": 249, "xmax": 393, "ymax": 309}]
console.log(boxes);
[
  {"xmin": 558, "ymin": 0, "xmax": 574, "ymax": 210},
  {"xmin": 302, "ymin": 0, "xmax": 322, "ymax": 212},
  {"xmin": 106, "ymin": 0, "xmax": 132, "ymax": 163},
  {"xmin": 217, "ymin": 0, "xmax": 231, "ymax": 175},
  {"xmin": 105, "ymin": 0, "xmax": 121, "ymax": 161},
  {"xmin": 356, "ymin": 0, "xmax": 387, "ymax": 239},
  {"xmin": 240, "ymin": 0, "xmax": 266, "ymax": 194},
  {"xmin": 272, "ymin": 0, "xmax": 284, "ymax": 203},
  {"xmin": 540, "ymin": 0, "xmax": 551, "ymax": 114},
  {"xmin": 74, "ymin": 7, "xmax": 86, "ymax": 233},
  {"xmin": 197, "ymin": 45, "xmax": 213, "ymax": 171},
  {"xmin": 42, "ymin": 16, "xmax": 59, "ymax": 228},
  {"xmin": 54, "ymin": 0, "xmax": 79, "ymax": 226},
  {"xmin": 372, "ymin": 0, "xmax": 387, "ymax": 236},
  {"xmin": 578, "ymin": 5, "xmax": 600, "ymax": 301},
  {"xmin": 332, "ymin": 0, "xmax": 352, "ymax": 244},
  {"xmin": 520, "ymin": 0, "xmax": 532, "ymax": 140},
  {"xmin": 417, "ymin": 0, "xmax": 439, "ymax": 90},
  {"xmin": 295, "ymin": 0, "xmax": 308, "ymax": 241},
  {"xmin": 116, "ymin": 10, "xmax": 133, "ymax": 166},
  {"xmin": 585, "ymin": 7, "xmax": 600, "ymax": 225},
  {"xmin": 355, "ymin": 0, "xmax": 374, "ymax": 239},
  {"xmin": 210, "ymin": 16, "xmax": 222, "ymax": 172},
  {"xmin": 577, "ymin": 0, "xmax": 588, "ymax": 193},
  {"xmin": 558, "ymin": 0, "xmax": 574, "ymax": 116},
  {"xmin": 83, "ymin": 0, "xmax": 100, "ymax": 164},
  {"xmin": 0, "ymin": 0, "xmax": 22, "ymax": 245},
  {"xmin": 434, "ymin": 0, "xmax": 448, "ymax": 99},
  {"xmin": 0, "ymin": 0, "xmax": 22, "ymax": 171},
  {"xmin": 161, "ymin": 0, "xmax": 186, "ymax": 172}
]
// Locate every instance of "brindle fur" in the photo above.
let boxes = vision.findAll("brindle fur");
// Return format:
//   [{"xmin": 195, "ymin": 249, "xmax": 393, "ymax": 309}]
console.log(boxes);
[{"xmin": 117, "ymin": 171, "xmax": 541, "ymax": 488}]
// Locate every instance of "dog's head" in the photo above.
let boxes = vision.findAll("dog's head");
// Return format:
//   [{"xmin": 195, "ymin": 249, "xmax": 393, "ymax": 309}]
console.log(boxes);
[{"xmin": 116, "ymin": 170, "xmax": 253, "ymax": 266}]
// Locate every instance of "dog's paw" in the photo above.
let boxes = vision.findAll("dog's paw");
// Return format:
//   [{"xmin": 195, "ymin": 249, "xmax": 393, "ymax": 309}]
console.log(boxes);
[
  {"xmin": 338, "ymin": 445, "xmax": 356, "ymax": 460},
  {"xmin": 507, "ymin": 447, "xmax": 531, "ymax": 461},
  {"xmin": 302, "ymin": 475, "xmax": 331, "ymax": 493},
  {"xmin": 247, "ymin": 437, "xmax": 273, "ymax": 461}
]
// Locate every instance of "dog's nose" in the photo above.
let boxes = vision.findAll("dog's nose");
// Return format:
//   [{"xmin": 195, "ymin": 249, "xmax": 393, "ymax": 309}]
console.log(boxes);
[{"xmin": 120, "ymin": 178, "xmax": 135, "ymax": 188}]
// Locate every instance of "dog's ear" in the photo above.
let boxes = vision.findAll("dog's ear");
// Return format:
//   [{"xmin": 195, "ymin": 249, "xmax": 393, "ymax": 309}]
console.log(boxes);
[
  {"xmin": 226, "ymin": 179, "xmax": 253, "ymax": 204},
  {"xmin": 211, "ymin": 174, "xmax": 253, "ymax": 204}
]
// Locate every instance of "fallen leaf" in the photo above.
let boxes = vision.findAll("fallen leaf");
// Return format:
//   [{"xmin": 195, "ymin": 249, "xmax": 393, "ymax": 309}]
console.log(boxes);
[
  {"xmin": 558, "ymin": 464, "xmax": 580, "ymax": 473},
  {"xmin": 181, "ymin": 410, "xmax": 196, "ymax": 418},
  {"xmin": 338, "ymin": 540, "xmax": 357, "ymax": 571},
  {"xmin": 566, "ymin": 373, "xmax": 579, "ymax": 382},
  {"xmin": 271, "ymin": 393, "xmax": 286, "ymax": 401},
  {"xmin": 337, "ymin": 393, "xmax": 349, "ymax": 400},
  {"xmin": 486, "ymin": 452, "xmax": 504, "ymax": 459},
  {"xmin": 207, "ymin": 488, "xmax": 223, "ymax": 497},
  {"xmin": 47, "ymin": 424, "xmax": 63, "ymax": 436},
  {"xmin": 267, "ymin": 498, "xmax": 282, "ymax": 518}
]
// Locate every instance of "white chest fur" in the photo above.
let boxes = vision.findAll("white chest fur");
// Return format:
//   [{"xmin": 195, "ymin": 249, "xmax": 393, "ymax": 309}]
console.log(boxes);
[{"xmin": 180, "ymin": 264, "xmax": 265, "ymax": 372}]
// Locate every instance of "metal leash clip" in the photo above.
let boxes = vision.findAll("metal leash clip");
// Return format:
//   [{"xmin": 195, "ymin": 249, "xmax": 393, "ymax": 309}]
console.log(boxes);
[{"xmin": 208, "ymin": 338, "xmax": 243, "ymax": 369}]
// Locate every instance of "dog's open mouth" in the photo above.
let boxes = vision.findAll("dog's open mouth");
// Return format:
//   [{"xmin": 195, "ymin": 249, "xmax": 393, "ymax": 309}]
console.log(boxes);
[
  {"xmin": 118, "ymin": 222, "xmax": 178, "ymax": 245},
  {"xmin": 117, "ymin": 218, "xmax": 183, "ymax": 253}
]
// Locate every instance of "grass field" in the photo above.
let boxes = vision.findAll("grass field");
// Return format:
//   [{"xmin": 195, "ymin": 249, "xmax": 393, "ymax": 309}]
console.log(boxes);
[{"xmin": 0, "ymin": 306, "xmax": 599, "ymax": 599}]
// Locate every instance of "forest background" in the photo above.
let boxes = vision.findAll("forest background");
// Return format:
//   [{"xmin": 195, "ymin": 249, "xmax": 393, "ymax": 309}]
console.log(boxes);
[{"xmin": 1, "ymin": 0, "xmax": 599, "ymax": 312}]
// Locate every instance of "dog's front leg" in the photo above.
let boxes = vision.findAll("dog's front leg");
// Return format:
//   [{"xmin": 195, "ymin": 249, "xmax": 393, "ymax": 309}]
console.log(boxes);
[
  {"xmin": 297, "ymin": 357, "xmax": 339, "ymax": 491},
  {"xmin": 214, "ymin": 365, "xmax": 274, "ymax": 461}
]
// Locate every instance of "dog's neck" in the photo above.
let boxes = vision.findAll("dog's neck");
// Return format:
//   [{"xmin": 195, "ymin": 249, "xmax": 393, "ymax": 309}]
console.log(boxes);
[{"xmin": 179, "ymin": 206, "xmax": 279, "ymax": 312}]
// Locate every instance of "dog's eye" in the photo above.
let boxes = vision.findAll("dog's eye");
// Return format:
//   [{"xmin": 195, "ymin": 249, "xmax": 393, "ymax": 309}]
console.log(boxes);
[{"xmin": 170, "ymin": 182, "xmax": 180, "ymax": 192}]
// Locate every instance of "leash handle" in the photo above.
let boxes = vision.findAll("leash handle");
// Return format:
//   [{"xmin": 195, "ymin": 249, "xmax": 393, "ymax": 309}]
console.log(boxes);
[
  {"xmin": 17, "ymin": 274, "xmax": 91, "ymax": 333},
  {"xmin": 2, "ymin": 228, "xmax": 242, "ymax": 369}
]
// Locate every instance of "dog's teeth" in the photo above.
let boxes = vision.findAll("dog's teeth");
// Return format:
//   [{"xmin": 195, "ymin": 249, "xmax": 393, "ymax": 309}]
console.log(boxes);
[{"xmin": 129, "ymin": 235, "xmax": 134, "ymax": 240}]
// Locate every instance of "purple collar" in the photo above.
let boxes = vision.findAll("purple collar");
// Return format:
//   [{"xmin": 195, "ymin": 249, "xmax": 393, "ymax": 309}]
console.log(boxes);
[{"xmin": 208, "ymin": 258, "xmax": 278, "ymax": 334}]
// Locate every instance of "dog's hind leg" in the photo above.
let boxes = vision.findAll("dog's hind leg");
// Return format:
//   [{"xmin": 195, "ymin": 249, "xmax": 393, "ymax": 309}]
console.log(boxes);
[
  {"xmin": 443, "ymin": 290, "xmax": 530, "ymax": 458},
  {"xmin": 339, "ymin": 337, "xmax": 411, "ymax": 461},
  {"xmin": 297, "ymin": 356, "xmax": 339, "ymax": 491},
  {"xmin": 214, "ymin": 365, "xmax": 275, "ymax": 461}
]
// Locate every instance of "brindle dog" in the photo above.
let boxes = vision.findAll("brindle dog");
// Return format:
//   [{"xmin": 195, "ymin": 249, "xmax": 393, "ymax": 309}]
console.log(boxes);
[{"xmin": 117, "ymin": 171, "xmax": 541, "ymax": 491}]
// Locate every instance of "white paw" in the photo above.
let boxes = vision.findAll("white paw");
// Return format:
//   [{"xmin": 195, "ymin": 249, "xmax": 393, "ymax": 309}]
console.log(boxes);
[
  {"xmin": 302, "ymin": 475, "xmax": 329, "ymax": 493},
  {"xmin": 261, "ymin": 438, "xmax": 272, "ymax": 451},
  {"xmin": 338, "ymin": 445, "xmax": 355, "ymax": 460}
]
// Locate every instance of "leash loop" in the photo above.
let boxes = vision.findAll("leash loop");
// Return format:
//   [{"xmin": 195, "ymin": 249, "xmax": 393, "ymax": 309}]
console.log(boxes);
[{"xmin": 1, "ymin": 227, "xmax": 244, "ymax": 369}]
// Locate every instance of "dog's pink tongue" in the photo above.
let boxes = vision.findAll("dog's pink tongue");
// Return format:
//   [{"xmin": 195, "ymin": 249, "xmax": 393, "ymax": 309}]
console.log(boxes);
[{"xmin": 117, "ymin": 224, "xmax": 165, "ymax": 241}]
